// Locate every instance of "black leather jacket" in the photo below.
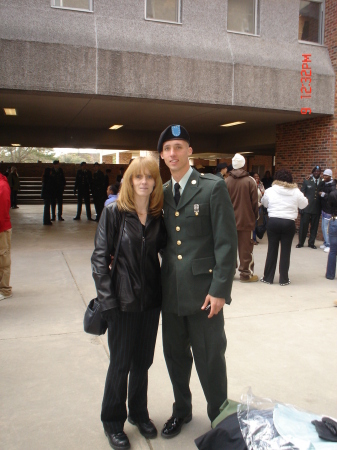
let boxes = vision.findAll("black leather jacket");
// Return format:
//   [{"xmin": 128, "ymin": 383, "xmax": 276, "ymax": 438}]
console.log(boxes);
[{"xmin": 91, "ymin": 202, "xmax": 166, "ymax": 313}]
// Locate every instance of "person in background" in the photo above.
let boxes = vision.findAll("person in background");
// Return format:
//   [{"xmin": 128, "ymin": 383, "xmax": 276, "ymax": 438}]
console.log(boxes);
[
  {"xmin": 41, "ymin": 168, "xmax": 55, "ymax": 226},
  {"xmin": 297, "ymin": 165, "xmax": 323, "ymax": 249},
  {"xmin": 104, "ymin": 185, "xmax": 119, "ymax": 207},
  {"xmin": 226, "ymin": 154, "xmax": 259, "ymax": 282},
  {"xmin": 91, "ymin": 157, "xmax": 166, "ymax": 450},
  {"xmin": 262, "ymin": 170, "xmax": 273, "ymax": 190},
  {"xmin": 0, "ymin": 172, "xmax": 12, "ymax": 301},
  {"xmin": 104, "ymin": 169, "xmax": 111, "ymax": 197},
  {"xmin": 252, "ymin": 172, "xmax": 265, "ymax": 245},
  {"xmin": 318, "ymin": 169, "xmax": 336, "ymax": 253},
  {"xmin": 215, "ymin": 162, "xmax": 228, "ymax": 179},
  {"xmin": 51, "ymin": 160, "xmax": 66, "ymax": 221},
  {"xmin": 92, "ymin": 162, "xmax": 106, "ymax": 222},
  {"xmin": 73, "ymin": 162, "xmax": 93, "ymax": 221},
  {"xmin": 7, "ymin": 166, "xmax": 20, "ymax": 209},
  {"xmin": 260, "ymin": 169, "xmax": 308, "ymax": 285},
  {"xmin": 325, "ymin": 189, "xmax": 337, "ymax": 281}
]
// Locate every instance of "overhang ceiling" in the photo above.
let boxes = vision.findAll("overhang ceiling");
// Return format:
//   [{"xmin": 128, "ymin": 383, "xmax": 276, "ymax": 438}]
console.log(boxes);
[{"xmin": 0, "ymin": 90, "xmax": 327, "ymax": 155}]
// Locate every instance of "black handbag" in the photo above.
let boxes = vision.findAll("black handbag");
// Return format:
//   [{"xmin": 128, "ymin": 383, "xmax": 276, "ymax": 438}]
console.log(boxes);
[
  {"xmin": 255, "ymin": 223, "xmax": 266, "ymax": 240},
  {"xmin": 83, "ymin": 298, "xmax": 108, "ymax": 335},
  {"xmin": 83, "ymin": 212, "xmax": 125, "ymax": 335}
]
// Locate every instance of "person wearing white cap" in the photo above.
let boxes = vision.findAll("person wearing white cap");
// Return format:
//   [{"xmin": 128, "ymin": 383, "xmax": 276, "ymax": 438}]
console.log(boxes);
[
  {"xmin": 319, "ymin": 169, "xmax": 336, "ymax": 252},
  {"xmin": 225, "ymin": 154, "xmax": 259, "ymax": 282}
]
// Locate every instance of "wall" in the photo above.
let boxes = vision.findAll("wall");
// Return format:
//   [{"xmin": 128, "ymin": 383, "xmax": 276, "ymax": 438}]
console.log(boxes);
[{"xmin": 0, "ymin": 0, "xmax": 334, "ymax": 113}]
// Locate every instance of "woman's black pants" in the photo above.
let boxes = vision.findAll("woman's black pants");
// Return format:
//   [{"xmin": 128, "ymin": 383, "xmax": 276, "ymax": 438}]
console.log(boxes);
[
  {"xmin": 101, "ymin": 307, "xmax": 160, "ymax": 434},
  {"xmin": 263, "ymin": 217, "xmax": 296, "ymax": 284}
]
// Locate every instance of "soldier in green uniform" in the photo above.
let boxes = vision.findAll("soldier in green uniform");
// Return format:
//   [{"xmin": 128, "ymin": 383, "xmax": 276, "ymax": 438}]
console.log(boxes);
[
  {"xmin": 297, "ymin": 165, "xmax": 323, "ymax": 249},
  {"xmin": 158, "ymin": 125, "xmax": 237, "ymax": 439}
]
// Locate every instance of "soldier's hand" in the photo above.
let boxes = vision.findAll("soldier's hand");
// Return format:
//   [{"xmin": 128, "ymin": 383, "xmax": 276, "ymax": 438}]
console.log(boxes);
[{"xmin": 201, "ymin": 295, "xmax": 226, "ymax": 318}]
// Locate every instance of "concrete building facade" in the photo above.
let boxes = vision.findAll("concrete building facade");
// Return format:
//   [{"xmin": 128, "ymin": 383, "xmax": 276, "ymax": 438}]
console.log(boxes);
[{"xmin": 0, "ymin": 0, "xmax": 336, "ymax": 180}]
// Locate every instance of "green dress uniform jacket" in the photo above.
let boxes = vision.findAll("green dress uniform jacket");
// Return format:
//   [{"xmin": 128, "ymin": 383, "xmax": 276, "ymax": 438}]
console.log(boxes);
[
  {"xmin": 161, "ymin": 169, "xmax": 237, "ymax": 316},
  {"xmin": 300, "ymin": 177, "xmax": 323, "ymax": 214}
]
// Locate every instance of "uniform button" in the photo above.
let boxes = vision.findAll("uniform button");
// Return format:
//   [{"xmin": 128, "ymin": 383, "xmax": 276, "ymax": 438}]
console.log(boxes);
[
  {"xmin": 176, "ymin": 226, "xmax": 180, "ymax": 231},
  {"xmin": 175, "ymin": 211, "xmax": 179, "ymax": 217},
  {"xmin": 178, "ymin": 255, "xmax": 182, "ymax": 260},
  {"xmin": 209, "ymin": 269, "xmax": 213, "ymax": 273},
  {"xmin": 177, "ymin": 240, "xmax": 181, "ymax": 246},
  {"xmin": 195, "ymin": 212, "xmax": 199, "ymax": 216}
]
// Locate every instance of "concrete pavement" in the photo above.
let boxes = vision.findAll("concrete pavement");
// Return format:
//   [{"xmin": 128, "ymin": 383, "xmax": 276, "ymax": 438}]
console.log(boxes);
[{"xmin": 1, "ymin": 205, "xmax": 336, "ymax": 449}]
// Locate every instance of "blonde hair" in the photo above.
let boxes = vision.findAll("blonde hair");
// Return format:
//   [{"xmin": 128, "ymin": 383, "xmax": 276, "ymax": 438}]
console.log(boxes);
[{"xmin": 117, "ymin": 157, "xmax": 163, "ymax": 218}]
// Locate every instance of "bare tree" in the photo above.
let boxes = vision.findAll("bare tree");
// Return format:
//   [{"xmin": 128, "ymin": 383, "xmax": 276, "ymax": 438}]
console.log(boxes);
[{"xmin": 0, "ymin": 147, "xmax": 55, "ymax": 163}]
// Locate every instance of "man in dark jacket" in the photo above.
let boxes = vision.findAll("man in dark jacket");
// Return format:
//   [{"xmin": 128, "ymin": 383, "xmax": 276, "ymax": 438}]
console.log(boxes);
[
  {"xmin": 297, "ymin": 165, "xmax": 323, "ymax": 249},
  {"xmin": 319, "ymin": 169, "xmax": 336, "ymax": 252},
  {"xmin": 215, "ymin": 162, "xmax": 227, "ymax": 179},
  {"xmin": 92, "ymin": 162, "xmax": 106, "ymax": 221},
  {"xmin": 51, "ymin": 160, "xmax": 66, "ymax": 221},
  {"xmin": 225, "ymin": 153, "xmax": 259, "ymax": 282},
  {"xmin": 159, "ymin": 124, "xmax": 237, "ymax": 438},
  {"xmin": 73, "ymin": 162, "xmax": 93, "ymax": 220}
]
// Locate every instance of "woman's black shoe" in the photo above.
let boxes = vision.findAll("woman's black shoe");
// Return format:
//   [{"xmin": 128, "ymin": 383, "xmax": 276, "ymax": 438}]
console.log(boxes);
[
  {"xmin": 296, "ymin": 244, "xmax": 303, "ymax": 248},
  {"xmin": 104, "ymin": 431, "xmax": 130, "ymax": 450},
  {"xmin": 309, "ymin": 244, "xmax": 317, "ymax": 249},
  {"xmin": 161, "ymin": 413, "xmax": 192, "ymax": 439},
  {"xmin": 128, "ymin": 416, "xmax": 157, "ymax": 439}
]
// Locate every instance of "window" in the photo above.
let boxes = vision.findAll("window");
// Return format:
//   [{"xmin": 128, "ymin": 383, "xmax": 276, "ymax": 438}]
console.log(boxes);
[
  {"xmin": 299, "ymin": 1, "xmax": 324, "ymax": 44},
  {"xmin": 51, "ymin": 0, "xmax": 93, "ymax": 12},
  {"xmin": 227, "ymin": 0, "xmax": 258, "ymax": 35},
  {"xmin": 146, "ymin": 0, "xmax": 181, "ymax": 24}
]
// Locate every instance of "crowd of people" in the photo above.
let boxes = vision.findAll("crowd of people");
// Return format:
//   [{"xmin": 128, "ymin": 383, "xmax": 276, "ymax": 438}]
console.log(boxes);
[
  {"xmin": 1, "ymin": 125, "xmax": 337, "ymax": 449},
  {"xmin": 40, "ymin": 160, "xmax": 124, "ymax": 225}
]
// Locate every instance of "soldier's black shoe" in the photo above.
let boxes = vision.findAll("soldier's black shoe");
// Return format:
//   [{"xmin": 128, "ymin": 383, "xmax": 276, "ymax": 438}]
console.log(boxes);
[
  {"xmin": 128, "ymin": 416, "xmax": 157, "ymax": 439},
  {"xmin": 73, "ymin": 217, "xmax": 80, "ymax": 220},
  {"xmin": 58, "ymin": 217, "xmax": 64, "ymax": 221},
  {"xmin": 51, "ymin": 217, "xmax": 56, "ymax": 221},
  {"xmin": 296, "ymin": 244, "xmax": 303, "ymax": 248},
  {"xmin": 309, "ymin": 244, "xmax": 317, "ymax": 249},
  {"xmin": 161, "ymin": 413, "xmax": 192, "ymax": 439},
  {"xmin": 104, "ymin": 431, "xmax": 130, "ymax": 450}
]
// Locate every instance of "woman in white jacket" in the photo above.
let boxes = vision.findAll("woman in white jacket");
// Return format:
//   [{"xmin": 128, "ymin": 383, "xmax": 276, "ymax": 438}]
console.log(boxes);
[{"xmin": 260, "ymin": 169, "xmax": 308, "ymax": 285}]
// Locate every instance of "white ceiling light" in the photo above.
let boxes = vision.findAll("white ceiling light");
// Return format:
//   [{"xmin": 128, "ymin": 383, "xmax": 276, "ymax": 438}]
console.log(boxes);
[
  {"xmin": 4, "ymin": 108, "xmax": 17, "ymax": 116},
  {"xmin": 109, "ymin": 125, "xmax": 123, "ymax": 130},
  {"xmin": 11, "ymin": 143, "xmax": 21, "ymax": 147},
  {"xmin": 221, "ymin": 121, "xmax": 245, "ymax": 127}
]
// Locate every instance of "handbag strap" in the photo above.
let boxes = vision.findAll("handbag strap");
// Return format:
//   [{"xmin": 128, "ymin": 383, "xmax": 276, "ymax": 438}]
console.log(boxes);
[{"xmin": 110, "ymin": 212, "xmax": 125, "ymax": 278}]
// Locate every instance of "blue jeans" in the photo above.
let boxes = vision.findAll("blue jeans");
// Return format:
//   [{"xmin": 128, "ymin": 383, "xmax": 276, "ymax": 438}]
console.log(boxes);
[
  {"xmin": 326, "ymin": 219, "xmax": 337, "ymax": 279},
  {"xmin": 322, "ymin": 216, "xmax": 330, "ymax": 247}
]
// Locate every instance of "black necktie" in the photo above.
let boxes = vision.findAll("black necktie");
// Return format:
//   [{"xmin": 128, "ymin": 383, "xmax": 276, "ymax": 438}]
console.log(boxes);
[{"xmin": 174, "ymin": 183, "xmax": 181, "ymax": 206}]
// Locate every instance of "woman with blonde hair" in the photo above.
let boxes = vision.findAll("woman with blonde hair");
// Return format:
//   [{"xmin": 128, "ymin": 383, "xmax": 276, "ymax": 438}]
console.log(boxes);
[{"xmin": 91, "ymin": 156, "xmax": 166, "ymax": 450}]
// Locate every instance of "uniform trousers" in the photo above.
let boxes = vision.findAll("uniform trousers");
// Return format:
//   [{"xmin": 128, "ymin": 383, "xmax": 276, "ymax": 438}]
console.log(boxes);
[
  {"xmin": 101, "ymin": 306, "xmax": 160, "ymax": 434},
  {"xmin": 76, "ymin": 192, "xmax": 91, "ymax": 219},
  {"xmin": 93, "ymin": 196, "xmax": 105, "ymax": 221},
  {"xmin": 237, "ymin": 230, "xmax": 255, "ymax": 280},
  {"xmin": 43, "ymin": 197, "xmax": 52, "ymax": 224},
  {"xmin": 263, "ymin": 217, "xmax": 296, "ymax": 284},
  {"xmin": 162, "ymin": 309, "xmax": 227, "ymax": 422},
  {"xmin": 51, "ymin": 192, "xmax": 63, "ymax": 219},
  {"xmin": 298, "ymin": 212, "xmax": 320, "ymax": 246},
  {"xmin": 0, "ymin": 229, "xmax": 12, "ymax": 296}
]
